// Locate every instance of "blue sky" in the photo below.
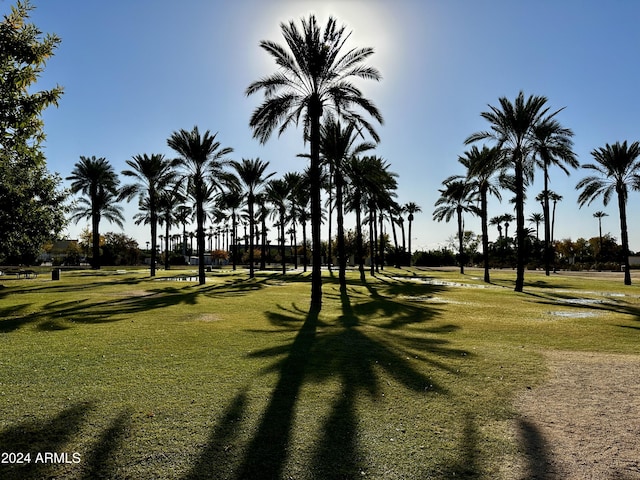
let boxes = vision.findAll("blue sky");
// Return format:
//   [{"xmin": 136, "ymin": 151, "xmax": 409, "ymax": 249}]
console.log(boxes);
[{"xmin": 12, "ymin": 0, "xmax": 640, "ymax": 251}]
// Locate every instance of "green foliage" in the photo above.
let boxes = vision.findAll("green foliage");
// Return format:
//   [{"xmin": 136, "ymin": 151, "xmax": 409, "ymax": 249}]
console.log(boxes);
[{"xmin": 0, "ymin": 0, "xmax": 67, "ymax": 263}]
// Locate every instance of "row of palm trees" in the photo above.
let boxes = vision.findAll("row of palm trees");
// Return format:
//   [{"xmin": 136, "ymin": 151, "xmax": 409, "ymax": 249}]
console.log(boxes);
[
  {"xmin": 433, "ymin": 91, "xmax": 640, "ymax": 288},
  {"xmin": 65, "ymin": 130, "xmax": 422, "ymax": 285}
]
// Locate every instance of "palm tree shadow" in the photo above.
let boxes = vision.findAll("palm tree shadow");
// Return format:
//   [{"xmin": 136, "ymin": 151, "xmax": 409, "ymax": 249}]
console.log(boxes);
[
  {"xmin": 235, "ymin": 278, "xmax": 463, "ymax": 478},
  {"xmin": 183, "ymin": 390, "xmax": 248, "ymax": 480},
  {"xmin": 0, "ymin": 402, "xmax": 93, "ymax": 480},
  {"xmin": 236, "ymin": 309, "xmax": 318, "ymax": 479}
]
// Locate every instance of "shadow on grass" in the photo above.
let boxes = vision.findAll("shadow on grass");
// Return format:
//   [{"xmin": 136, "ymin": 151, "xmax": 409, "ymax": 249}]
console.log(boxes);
[
  {"xmin": 0, "ymin": 274, "xmax": 271, "ymax": 333},
  {"xmin": 0, "ymin": 402, "xmax": 132, "ymax": 480},
  {"xmin": 516, "ymin": 418, "xmax": 555, "ymax": 480},
  {"xmin": 185, "ymin": 276, "xmax": 474, "ymax": 479}
]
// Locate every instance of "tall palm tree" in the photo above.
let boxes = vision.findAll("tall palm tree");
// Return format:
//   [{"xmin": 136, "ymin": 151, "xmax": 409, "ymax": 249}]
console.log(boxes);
[
  {"xmin": 120, "ymin": 153, "xmax": 178, "ymax": 277},
  {"xmin": 67, "ymin": 156, "xmax": 120, "ymax": 269},
  {"xmin": 459, "ymin": 144, "xmax": 505, "ymax": 282},
  {"xmin": 283, "ymin": 171, "xmax": 303, "ymax": 270},
  {"xmin": 167, "ymin": 126, "xmax": 233, "ymax": 285},
  {"xmin": 320, "ymin": 116, "xmax": 376, "ymax": 287},
  {"xmin": 70, "ymin": 190, "xmax": 124, "ymax": 266},
  {"xmin": 576, "ymin": 140, "xmax": 640, "ymax": 285},
  {"xmin": 265, "ymin": 178, "xmax": 290, "ymax": 275},
  {"xmin": 548, "ymin": 191, "xmax": 562, "ymax": 247},
  {"xmin": 433, "ymin": 179, "xmax": 475, "ymax": 274},
  {"xmin": 157, "ymin": 186, "xmax": 184, "ymax": 270},
  {"xmin": 593, "ymin": 210, "xmax": 609, "ymax": 260},
  {"xmin": 403, "ymin": 202, "xmax": 422, "ymax": 266},
  {"xmin": 246, "ymin": 14, "xmax": 383, "ymax": 311},
  {"xmin": 502, "ymin": 213, "xmax": 515, "ymax": 240},
  {"xmin": 466, "ymin": 91, "xmax": 568, "ymax": 291},
  {"xmin": 528, "ymin": 213, "xmax": 543, "ymax": 241},
  {"xmin": 532, "ymin": 117, "xmax": 578, "ymax": 275},
  {"xmin": 489, "ymin": 216, "xmax": 503, "ymax": 239},
  {"xmin": 218, "ymin": 188, "xmax": 243, "ymax": 270},
  {"xmin": 230, "ymin": 158, "xmax": 275, "ymax": 278}
]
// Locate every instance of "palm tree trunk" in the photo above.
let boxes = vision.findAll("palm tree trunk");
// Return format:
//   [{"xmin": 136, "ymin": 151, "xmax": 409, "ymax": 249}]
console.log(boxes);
[
  {"xmin": 336, "ymin": 169, "xmax": 347, "ymax": 289},
  {"xmin": 248, "ymin": 195, "xmax": 255, "ymax": 278},
  {"xmin": 196, "ymin": 193, "xmax": 206, "ymax": 285},
  {"xmin": 150, "ymin": 210, "xmax": 157, "ymax": 277},
  {"xmin": 280, "ymin": 212, "xmax": 286, "ymax": 275},
  {"xmin": 309, "ymin": 98, "xmax": 322, "ymax": 310},
  {"xmin": 543, "ymin": 181, "xmax": 551, "ymax": 276},
  {"xmin": 617, "ymin": 188, "xmax": 632, "ymax": 285},
  {"xmin": 514, "ymin": 157, "xmax": 525, "ymax": 292},
  {"xmin": 91, "ymin": 210, "xmax": 100, "ymax": 269},
  {"xmin": 369, "ymin": 204, "xmax": 375, "ymax": 276},
  {"xmin": 408, "ymin": 215, "xmax": 413, "ymax": 267},
  {"xmin": 302, "ymin": 221, "xmax": 308, "ymax": 273},
  {"xmin": 164, "ymin": 215, "xmax": 171, "ymax": 271},
  {"xmin": 355, "ymin": 196, "xmax": 365, "ymax": 282},
  {"xmin": 480, "ymin": 189, "xmax": 490, "ymax": 283},
  {"xmin": 327, "ymin": 162, "xmax": 334, "ymax": 273},
  {"xmin": 457, "ymin": 206, "xmax": 464, "ymax": 275}
]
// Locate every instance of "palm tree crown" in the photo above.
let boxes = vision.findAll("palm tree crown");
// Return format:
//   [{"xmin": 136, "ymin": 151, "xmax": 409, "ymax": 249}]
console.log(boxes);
[
  {"xmin": 120, "ymin": 153, "xmax": 178, "ymax": 276},
  {"xmin": 576, "ymin": 140, "xmax": 640, "ymax": 285},
  {"xmin": 167, "ymin": 126, "xmax": 233, "ymax": 285},
  {"xmin": 67, "ymin": 156, "xmax": 120, "ymax": 269},
  {"xmin": 231, "ymin": 158, "xmax": 275, "ymax": 278},
  {"xmin": 465, "ymin": 91, "xmax": 569, "ymax": 292},
  {"xmin": 246, "ymin": 13, "xmax": 383, "ymax": 310}
]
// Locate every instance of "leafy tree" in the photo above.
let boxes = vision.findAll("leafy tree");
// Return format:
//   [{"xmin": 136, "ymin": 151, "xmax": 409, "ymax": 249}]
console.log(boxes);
[
  {"xmin": 576, "ymin": 140, "xmax": 640, "ymax": 285},
  {"xmin": 0, "ymin": 0, "xmax": 66, "ymax": 264},
  {"xmin": 120, "ymin": 153, "xmax": 178, "ymax": 276},
  {"xmin": 230, "ymin": 158, "xmax": 274, "ymax": 277},
  {"xmin": 246, "ymin": 14, "xmax": 383, "ymax": 311},
  {"xmin": 167, "ymin": 126, "xmax": 233, "ymax": 285},
  {"xmin": 67, "ymin": 156, "xmax": 121, "ymax": 268}
]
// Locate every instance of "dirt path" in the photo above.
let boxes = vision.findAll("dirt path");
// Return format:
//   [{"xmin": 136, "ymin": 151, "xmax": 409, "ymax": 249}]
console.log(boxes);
[{"xmin": 506, "ymin": 351, "xmax": 640, "ymax": 479}]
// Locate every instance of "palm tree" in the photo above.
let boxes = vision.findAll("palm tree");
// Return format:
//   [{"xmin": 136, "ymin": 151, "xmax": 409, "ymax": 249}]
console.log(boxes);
[
  {"xmin": 532, "ymin": 117, "xmax": 578, "ymax": 275},
  {"xmin": 265, "ymin": 178, "xmax": 290, "ymax": 274},
  {"xmin": 459, "ymin": 144, "xmax": 505, "ymax": 282},
  {"xmin": 157, "ymin": 186, "xmax": 184, "ymax": 270},
  {"xmin": 174, "ymin": 205, "xmax": 193, "ymax": 257},
  {"xmin": 528, "ymin": 213, "xmax": 543, "ymax": 241},
  {"xmin": 403, "ymin": 202, "xmax": 422, "ymax": 266},
  {"xmin": 283, "ymin": 171, "xmax": 303, "ymax": 270},
  {"xmin": 246, "ymin": 14, "xmax": 383, "ymax": 311},
  {"xmin": 218, "ymin": 188, "xmax": 242, "ymax": 270},
  {"xmin": 167, "ymin": 126, "xmax": 233, "ymax": 285},
  {"xmin": 502, "ymin": 213, "xmax": 515, "ymax": 241},
  {"xmin": 466, "ymin": 91, "xmax": 568, "ymax": 292},
  {"xmin": 320, "ymin": 116, "xmax": 376, "ymax": 287},
  {"xmin": 489, "ymin": 216, "xmax": 503, "ymax": 239},
  {"xmin": 67, "ymin": 156, "xmax": 120, "ymax": 269},
  {"xmin": 70, "ymin": 190, "xmax": 124, "ymax": 266},
  {"xmin": 230, "ymin": 158, "xmax": 275, "ymax": 278},
  {"xmin": 577, "ymin": 140, "xmax": 640, "ymax": 285},
  {"xmin": 548, "ymin": 191, "xmax": 562, "ymax": 247},
  {"xmin": 120, "ymin": 153, "xmax": 178, "ymax": 276},
  {"xmin": 433, "ymin": 179, "xmax": 475, "ymax": 274},
  {"xmin": 593, "ymin": 211, "xmax": 609, "ymax": 260}
]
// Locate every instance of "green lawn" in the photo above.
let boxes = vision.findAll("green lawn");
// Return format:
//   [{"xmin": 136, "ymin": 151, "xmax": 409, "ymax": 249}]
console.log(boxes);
[{"xmin": 0, "ymin": 266, "xmax": 638, "ymax": 479}]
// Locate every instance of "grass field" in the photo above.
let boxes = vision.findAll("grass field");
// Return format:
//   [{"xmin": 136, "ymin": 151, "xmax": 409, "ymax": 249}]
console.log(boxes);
[{"xmin": 0, "ymin": 266, "xmax": 638, "ymax": 479}]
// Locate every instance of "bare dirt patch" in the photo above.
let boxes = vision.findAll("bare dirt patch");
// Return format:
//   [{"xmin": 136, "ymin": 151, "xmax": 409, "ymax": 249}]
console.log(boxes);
[{"xmin": 506, "ymin": 350, "xmax": 640, "ymax": 479}]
